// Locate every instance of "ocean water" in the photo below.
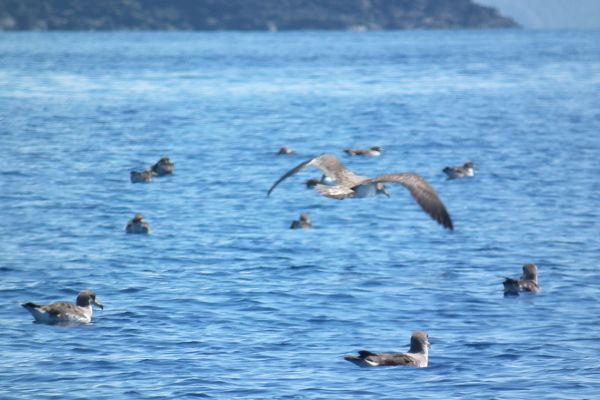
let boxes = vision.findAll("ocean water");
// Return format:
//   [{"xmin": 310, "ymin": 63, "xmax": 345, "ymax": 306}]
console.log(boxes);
[{"xmin": 0, "ymin": 30, "xmax": 599, "ymax": 399}]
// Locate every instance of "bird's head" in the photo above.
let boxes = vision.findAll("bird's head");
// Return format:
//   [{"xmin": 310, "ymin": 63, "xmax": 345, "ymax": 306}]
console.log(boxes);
[
  {"xmin": 299, "ymin": 213, "xmax": 310, "ymax": 223},
  {"xmin": 76, "ymin": 290, "xmax": 104, "ymax": 310},
  {"xmin": 521, "ymin": 264, "xmax": 538, "ymax": 281},
  {"xmin": 410, "ymin": 331, "xmax": 430, "ymax": 353}
]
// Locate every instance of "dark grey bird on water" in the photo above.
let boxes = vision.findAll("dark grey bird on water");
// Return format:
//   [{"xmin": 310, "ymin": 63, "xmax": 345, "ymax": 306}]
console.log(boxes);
[
  {"xmin": 503, "ymin": 264, "xmax": 539, "ymax": 296},
  {"xmin": 443, "ymin": 161, "xmax": 474, "ymax": 179},
  {"xmin": 267, "ymin": 154, "xmax": 453, "ymax": 230},
  {"xmin": 290, "ymin": 213, "xmax": 313, "ymax": 229},
  {"xmin": 125, "ymin": 213, "xmax": 151, "ymax": 234},
  {"xmin": 276, "ymin": 146, "xmax": 296, "ymax": 155},
  {"xmin": 22, "ymin": 290, "xmax": 104, "ymax": 324},
  {"xmin": 305, "ymin": 175, "xmax": 331, "ymax": 189},
  {"xmin": 151, "ymin": 156, "xmax": 174, "ymax": 176},
  {"xmin": 344, "ymin": 331, "xmax": 430, "ymax": 368},
  {"xmin": 130, "ymin": 168, "xmax": 155, "ymax": 183},
  {"xmin": 344, "ymin": 146, "xmax": 383, "ymax": 157}
]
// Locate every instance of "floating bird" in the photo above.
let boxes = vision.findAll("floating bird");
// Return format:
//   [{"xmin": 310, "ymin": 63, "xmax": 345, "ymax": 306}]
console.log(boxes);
[
  {"xmin": 305, "ymin": 178, "xmax": 321, "ymax": 189},
  {"xmin": 22, "ymin": 290, "xmax": 103, "ymax": 325},
  {"xmin": 268, "ymin": 154, "xmax": 453, "ymax": 230},
  {"xmin": 344, "ymin": 146, "xmax": 383, "ymax": 157},
  {"xmin": 151, "ymin": 156, "xmax": 174, "ymax": 176},
  {"xmin": 276, "ymin": 146, "xmax": 296, "ymax": 155},
  {"xmin": 290, "ymin": 213, "xmax": 313, "ymax": 229},
  {"xmin": 345, "ymin": 331, "xmax": 430, "ymax": 368},
  {"xmin": 305, "ymin": 175, "xmax": 331, "ymax": 189},
  {"xmin": 443, "ymin": 161, "xmax": 474, "ymax": 179},
  {"xmin": 503, "ymin": 264, "xmax": 539, "ymax": 296},
  {"xmin": 126, "ymin": 213, "xmax": 151, "ymax": 234},
  {"xmin": 130, "ymin": 168, "xmax": 154, "ymax": 183}
]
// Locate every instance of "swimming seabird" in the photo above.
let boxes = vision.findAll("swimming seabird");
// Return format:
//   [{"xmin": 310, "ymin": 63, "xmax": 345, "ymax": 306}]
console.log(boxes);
[
  {"xmin": 344, "ymin": 146, "xmax": 383, "ymax": 157},
  {"xmin": 305, "ymin": 175, "xmax": 331, "ymax": 189},
  {"xmin": 130, "ymin": 169, "xmax": 154, "ymax": 183},
  {"xmin": 443, "ymin": 161, "xmax": 474, "ymax": 179},
  {"xmin": 268, "ymin": 154, "xmax": 453, "ymax": 230},
  {"xmin": 345, "ymin": 331, "xmax": 430, "ymax": 368},
  {"xmin": 125, "ymin": 213, "xmax": 151, "ymax": 234},
  {"xmin": 290, "ymin": 213, "xmax": 313, "ymax": 229},
  {"xmin": 151, "ymin": 156, "xmax": 174, "ymax": 176},
  {"xmin": 22, "ymin": 290, "xmax": 103, "ymax": 324},
  {"xmin": 276, "ymin": 146, "xmax": 296, "ymax": 155},
  {"xmin": 503, "ymin": 264, "xmax": 539, "ymax": 296},
  {"xmin": 305, "ymin": 178, "xmax": 321, "ymax": 188}
]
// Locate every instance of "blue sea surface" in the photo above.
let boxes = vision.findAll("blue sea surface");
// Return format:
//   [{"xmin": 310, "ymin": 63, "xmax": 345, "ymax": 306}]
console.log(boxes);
[{"xmin": 0, "ymin": 30, "xmax": 599, "ymax": 399}]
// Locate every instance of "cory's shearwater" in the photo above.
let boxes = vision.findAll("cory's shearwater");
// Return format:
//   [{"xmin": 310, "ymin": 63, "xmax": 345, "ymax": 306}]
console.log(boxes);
[
  {"xmin": 126, "ymin": 213, "xmax": 151, "ymax": 234},
  {"xmin": 268, "ymin": 154, "xmax": 453, "ymax": 230},
  {"xmin": 345, "ymin": 331, "xmax": 430, "ymax": 368},
  {"xmin": 290, "ymin": 212, "xmax": 313, "ymax": 229},
  {"xmin": 343, "ymin": 146, "xmax": 383, "ymax": 157},
  {"xmin": 22, "ymin": 290, "xmax": 103, "ymax": 325},
  {"xmin": 151, "ymin": 156, "xmax": 174, "ymax": 176},
  {"xmin": 503, "ymin": 264, "xmax": 539, "ymax": 296},
  {"xmin": 276, "ymin": 146, "xmax": 296, "ymax": 155},
  {"xmin": 443, "ymin": 161, "xmax": 474, "ymax": 179}
]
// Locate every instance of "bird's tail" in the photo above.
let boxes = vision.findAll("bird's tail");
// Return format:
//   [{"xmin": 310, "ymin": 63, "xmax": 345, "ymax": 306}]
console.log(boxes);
[{"xmin": 344, "ymin": 355, "xmax": 371, "ymax": 367}]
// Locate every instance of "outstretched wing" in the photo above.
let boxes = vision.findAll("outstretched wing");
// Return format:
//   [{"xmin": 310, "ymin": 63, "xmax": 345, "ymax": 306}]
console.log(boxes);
[
  {"xmin": 267, "ymin": 154, "xmax": 363, "ymax": 196},
  {"xmin": 362, "ymin": 173, "xmax": 454, "ymax": 230}
]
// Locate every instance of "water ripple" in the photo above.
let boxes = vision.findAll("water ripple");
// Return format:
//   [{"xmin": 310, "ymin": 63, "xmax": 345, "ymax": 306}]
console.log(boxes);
[{"xmin": 1, "ymin": 30, "xmax": 599, "ymax": 399}]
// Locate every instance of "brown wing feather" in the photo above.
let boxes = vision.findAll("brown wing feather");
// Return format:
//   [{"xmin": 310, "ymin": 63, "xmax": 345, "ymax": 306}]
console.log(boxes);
[
  {"xmin": 520, "ymin": 280, "xmax": 540, "ymax": 293},
  {"xmin": 369, "ymin": 353, "xmax": 415, "ymax": 366},
  {"xmin": 42, "ymin": 302, "xmax": 86, "ymax": 317},
  {"xmin": 267, "ymin": 157, "xmax": 314, "ymax": 196},
  {"xmin": 345, "ymin": 351, "xmax": 416, "ymax": 367},
  {"xmin": 367, "ymin": 173, "xmax": 453, "ymax": 230},
  {"xmin": 267, "ymin": 154, "xmax": 363, "ymax": 196},
  {"xmin": 313, "ymin": 184, "xmax": 354, "ymax": 200},
  {"xmin": 344, "ymin": 148, "xmax": 368, "ymax": 155}
]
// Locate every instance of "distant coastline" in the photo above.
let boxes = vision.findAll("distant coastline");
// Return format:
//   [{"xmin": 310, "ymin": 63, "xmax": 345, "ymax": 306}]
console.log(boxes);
[{"xmin": 0, "ymin": 0, "xmax": 518, "ymax": 31}]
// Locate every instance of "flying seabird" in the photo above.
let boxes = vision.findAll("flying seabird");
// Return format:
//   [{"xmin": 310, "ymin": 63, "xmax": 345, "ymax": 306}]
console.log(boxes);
[
  {"xmin": 268, "ymin": 154, "xmax": 453, "ymax": 230},
  {"xmin": 344, "ymin": 146, "xmax": 383, "ymax": 157},
  {"xmin": 503, "ymin": 264, "xmax": 539, "ymax": 296},
  {"xmin": 276, "ymin": 146, "xmax": 296, "ymax": 155},
  {"xmin": 290, "ymin": 213, "xmax": 313, "ymax": 229},
  {"xmin": 443, "ymin": 161, "xmax": 474, "ymax": 179},
  {"xmin": 22, "ymin": 290, "xmax": 104, "ymax": 325},
  {"xmin": 126, "ymin": 213, "xmax": 151, "ymax": 234},
  {"xmin": 344, "ymin": 331, "xmax": 430, "ymax": 368},
  {"xmin": 130, "ymin": 168, "xmax": 155, "ymax": 183},
  {"xmin": 151, "ymin": 156, "xmax": 174, "ymax": 176}
]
